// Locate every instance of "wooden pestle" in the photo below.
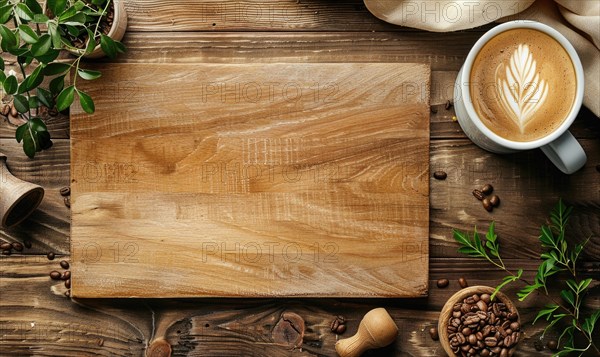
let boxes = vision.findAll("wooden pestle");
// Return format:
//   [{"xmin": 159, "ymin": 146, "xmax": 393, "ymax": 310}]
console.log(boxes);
[
  {"xmin": 335, "ymin": 308, "xmax": 398, "ymax": 357},
  {"xmin": 0, "ymin": 153, "xmax": 45, "ymax": 229}
]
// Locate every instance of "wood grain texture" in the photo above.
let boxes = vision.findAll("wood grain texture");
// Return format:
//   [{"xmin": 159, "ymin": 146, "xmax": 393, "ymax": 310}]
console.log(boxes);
[
  {"xmin": 124, "ymin": 0, "xmax": 395, "ymax": 32},
  {"xmin": 1, "ymin": 256, "xmax": 597, "ymax": 356},
  {"xmin": 69, "ymin": 63, "xmax": 431, "ymax": 298}
]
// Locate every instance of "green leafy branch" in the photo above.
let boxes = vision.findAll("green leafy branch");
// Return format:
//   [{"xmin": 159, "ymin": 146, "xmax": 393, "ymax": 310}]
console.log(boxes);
[
  {"xmin": 0, "ymin": 0, "xmax": 125, "ymax": 158},
  {"xmin": 453, "ymin": 199, "xmax": 599, "ymax": 356}
]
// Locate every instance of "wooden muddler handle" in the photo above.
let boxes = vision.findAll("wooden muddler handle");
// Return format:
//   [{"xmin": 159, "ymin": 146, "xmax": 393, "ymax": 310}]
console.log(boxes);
[{"xmin": 335, "ymin": 308, "xmax": 398, "ymax": 357}]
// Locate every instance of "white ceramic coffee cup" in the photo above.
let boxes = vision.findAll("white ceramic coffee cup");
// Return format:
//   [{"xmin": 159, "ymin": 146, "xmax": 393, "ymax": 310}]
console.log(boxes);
[{"xmin": 454, "ymin": 21, "xmax": 586, "ymax": 174}]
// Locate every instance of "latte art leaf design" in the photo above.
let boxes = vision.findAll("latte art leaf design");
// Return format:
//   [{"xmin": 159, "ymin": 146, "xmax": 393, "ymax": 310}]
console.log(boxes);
[{"xmin": 496, "ymin": 44, "xmax": 548, "ymax": 134}]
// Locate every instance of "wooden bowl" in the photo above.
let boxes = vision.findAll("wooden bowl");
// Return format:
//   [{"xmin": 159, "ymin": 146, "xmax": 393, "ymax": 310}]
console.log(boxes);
[{"xmin": 438, "ymin": 286, "xmax": 521, "ymax": 357}]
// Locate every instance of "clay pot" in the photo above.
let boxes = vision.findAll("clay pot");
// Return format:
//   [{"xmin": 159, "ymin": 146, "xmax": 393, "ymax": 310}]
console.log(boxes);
[
  {"xmin": 0, "ymin": 154, "xmax": 45, "ymax": 229},
  {"xmin": 62, "ymin": 0, "xmax": 128, "ymax": 59},
  {"xmin": 439, "ymin": 286, "xmax": 521, "ymax": 357}
]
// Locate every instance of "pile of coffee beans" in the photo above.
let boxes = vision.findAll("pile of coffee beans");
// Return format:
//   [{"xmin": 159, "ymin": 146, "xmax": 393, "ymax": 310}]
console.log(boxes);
[
  {"xmin": 472, "ymin": 184, "xmax": 500, "ymax": 212},
  {"xmin": 446, "ymin": 293, "xmax": 520, "ymax": 357},
  {"xmin": 330, "ymin": 315, "xmax": 347, "ymax": 334}
]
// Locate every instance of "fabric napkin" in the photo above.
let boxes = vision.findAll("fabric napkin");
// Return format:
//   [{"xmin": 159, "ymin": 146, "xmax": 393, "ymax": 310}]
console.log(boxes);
[{"xmin": 364, "ymin": 0, "xmax": 600, "ymax": 117}]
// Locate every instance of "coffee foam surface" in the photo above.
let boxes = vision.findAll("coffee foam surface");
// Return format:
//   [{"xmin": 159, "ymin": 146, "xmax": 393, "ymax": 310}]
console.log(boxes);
[{"xmin": 470, "ymin": 29, "xmax": 577, "ymax": 142}]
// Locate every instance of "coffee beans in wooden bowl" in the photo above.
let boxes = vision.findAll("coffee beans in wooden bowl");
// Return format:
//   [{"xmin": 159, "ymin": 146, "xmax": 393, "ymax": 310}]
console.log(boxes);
[{"xmin": 438, "ymin": 286, "xmax": 521, "ymax": 357}]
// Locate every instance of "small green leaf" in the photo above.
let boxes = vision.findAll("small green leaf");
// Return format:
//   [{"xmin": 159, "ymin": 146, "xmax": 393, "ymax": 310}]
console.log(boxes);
[
  {"xmin": 19, "ymin": 64, "xmax": 44, "ymax": 93},
  {"xmin": 77, "ymin": 89, "xmax": 95, "ymax": 113},
  {"xmin": 582, "ymin": 310, "xmax": 600, "ymax": 336},
  {"xmin": 491, "ymin": 270, "xmax": 521, "ymax": 301},
  {"xmin": 35, "ymin": 48, "xmax": 60, "ymax": 64},
  {"xmin": 48, "ymin": 21, "xmax": 61, "ymax": 48},
  {"xmin": 100, "ymin": 34, "xmax": 117, "ymax": 58},
  {"xmin": 31, "ymin": 34, "xmax": 52, "ymax": 57},
  {"xmin": 18, "ymin": 24, "xmax": 39, "ymax": 44},
  {"xmin": 56, "ymin": 85, "xmax": 75, "ymax": 111},
  {"xmin": 32, "ymin": 14, "xmax": 49, "ymax": 23},
  {"xmin": 560, "ymin": 289, "xmax": 575, "ymax": 307},
  {"xmin": 578, "ymin": 278, "xmax": 592, "ymax": 292},
  {"xmin": 13, "ymin": 94, "xmax": 30, "ymax": 113},
  {"xmin": 0, "ymin": 56, "xmax": 4, "ymax": 71},
  {"xmin": 60, "ymin": 12, "xmax": 86, "ymax": 26},
  {"xmin": 77, "ymin": 68, "xmax": 102, "ymax": 80},
  {"xmin": 24, "ymin": 0, "xmax": 43, "ymax": 14},
  {"xmin": 47, "ymin": 0, "xmax": 67, "ymax": 17},
  {"xmin": 37, "ymin": 88, "xmax": 54, "ymax": 108},
  {"xmin": 84, "ymin": 29, "xmax": 96, "ymax": 55},
  {"xmin": 114, "ymin": 41, "xmax": 126, "ymax": 54},
  {"xmin": 44, "ymin": 63, "xmax": 71, "ymax": 76},
  {"xmin": 533, "ymin": 304, "xmax": 559, "ymax": 324},
  {"xmin": 49, "ymin": 75, "xmax": 65, "ymax": 95},
  {"xmin": 15, "ymin": 3, "xmax": 34, "ymax": 21},
  {"xmin": 15, "ymin": 123, "xmax": 27, "ymax": 142},
  {"xmin": 3, "ymin": 74, "xmax": 18, "ymax": 94},
  {"xmin": 0, "ymin": 24, "xmax": 17, "ymax": 49},
  {"xmin": 0, "ymin": 4, "xmax": 13, "ymax": 24},
  {"xmin": 28, "ymin": 95, "xmax": 40, "ymax": 109}
]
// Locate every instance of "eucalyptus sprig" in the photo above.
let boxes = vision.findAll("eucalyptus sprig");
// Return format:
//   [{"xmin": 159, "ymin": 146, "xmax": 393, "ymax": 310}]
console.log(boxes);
[
  {"xmin": 0, "ymin": 0, "xmax": 125, "ymax": 158},
  {"xmin": 453, "ymin": 200, "xmax": 599, "ymax": 356}
]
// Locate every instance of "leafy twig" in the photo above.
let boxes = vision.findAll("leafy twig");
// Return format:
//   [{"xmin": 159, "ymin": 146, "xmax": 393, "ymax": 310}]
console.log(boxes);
[{"xmin": 453, "ymin": 199, "xmax": 599, "ymax": 356}]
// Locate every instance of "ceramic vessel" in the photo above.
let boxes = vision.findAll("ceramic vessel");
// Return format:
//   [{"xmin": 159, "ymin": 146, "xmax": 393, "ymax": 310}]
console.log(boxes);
[{"xmin": 0, "ymin": 153, "xmax": 45, "ymax": 229}]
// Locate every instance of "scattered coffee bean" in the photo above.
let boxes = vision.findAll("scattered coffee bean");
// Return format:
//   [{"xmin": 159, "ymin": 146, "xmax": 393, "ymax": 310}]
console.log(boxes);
[
  {"xmin": 0, "ymin": 242, "xmax": 12, "ymax": 250},
  {"xmin": 64, "ymin": 197, "xmax": 70, "ymax": 208},
  {"xmin": 61, "ymin": 271, "xmax": 71, "ymax": 280},
  {"xmin": 24, "ymin": 240, "xmax": 32, "ymax": 249},
  {"xmin": 437, "ymin": 278, "xmax": 449, "ymax": 288},
  {"xmin": 330, "ymin": 316, "xmax": 346, "ymax": 334},
  {"xmin": 482, "ymin": 198, "xmax": 493, "ymax": 212},
  {"xmin": 97, "ymin": 338, "xmax": 104, "ymax": 346},
  {"xmin": 10, "ymin": 104, "xmax": 18, "ymax": 118},
  {"xmin": 1, "ymin": 104, "xmax": 10, "ymax": 116},
  {"xmin": 64, "ymin": 290, "xmax": 70, "ymax": 297},
  {"xmin": 64, "ymin": 279, "xmax": 71, "ymax": 289},
  {"xmin": 445, "ymin": 100, "xmax": 453, "ymax": 110},
  {"xmin": 458, "ymin": 277, "xmax": 468, "ymax": 288},
  {"xmin": 11, "ymin": 242, "xmax": 23, "ymax": 252},
  {"xmin": 547, "ymin": 339, "xmax": 558, "ymax": 351},
  {"xmin": 47, "ymin": 252, "xmax": 55, "ymax": 260},
  {"xmin": 489, "ymin": 195, "xmax": 500, "ymax": 207},
  {"xmin": 50, "ymin": 271, "xmax": 61, "ymax": 280},
  {"xmin": 2, "ymin": 249, "xmax": 11, "ymax": 255},
  {"xmin": 59, "ymin": 186, "xmax": 71, "ymax": 197},
  {"xmin": 482, "ymin": 184, "xmax": 494, "ymax": 195},
  {"xmin": 433, "ymin": 171, "xmax": 447, "ymax": 180},
  {"xmin": 472, "ymin": 189, "xmax": 484, "ymax": 201},
  {"xmin": 60, "ymin": 260, "xmax": 70, "ymax": 269},
  {"xmin": 429, "ymin": 327, "xmax": 439, "ymax": 341}
]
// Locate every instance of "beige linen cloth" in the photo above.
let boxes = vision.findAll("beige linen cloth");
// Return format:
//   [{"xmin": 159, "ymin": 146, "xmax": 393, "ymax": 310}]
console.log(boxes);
[{"xmin": 364, "ymin": 0, "xmax": 600, "ymax": 117}]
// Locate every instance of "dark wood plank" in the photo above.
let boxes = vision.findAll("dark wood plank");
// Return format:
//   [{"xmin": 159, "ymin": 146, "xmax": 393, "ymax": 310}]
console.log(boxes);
[
  {"xmin": 0, "ymin": 256, "xmax": 597, "ymax": 356},
  {"xmin": 124, "ymin": 0, "xmax": 395, "ymax": 32},
  {"xmin": 430, "ymin": 139, "xmax": 600, "ymax": 260},
  {"xmin": 113, "ymin": 31, "xmax": 479, "ymax": 71}
]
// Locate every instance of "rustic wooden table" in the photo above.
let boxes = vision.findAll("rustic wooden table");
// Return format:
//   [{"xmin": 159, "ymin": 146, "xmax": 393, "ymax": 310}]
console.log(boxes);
[{"xmin": 1, "ymin": 1, "xmax": 599, "ymax": 356}]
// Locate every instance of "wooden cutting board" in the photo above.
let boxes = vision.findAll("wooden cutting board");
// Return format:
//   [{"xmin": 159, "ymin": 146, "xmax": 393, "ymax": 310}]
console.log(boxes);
[{"xmin": 70, "ymin": 63, "xmax": 431, "ymax": 298}]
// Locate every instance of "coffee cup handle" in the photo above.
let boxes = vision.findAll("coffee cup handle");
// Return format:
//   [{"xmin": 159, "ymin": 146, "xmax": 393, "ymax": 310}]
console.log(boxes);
[{"xmin": 540, "ymin": 131, "xmax": 587, "ymax": 174}]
